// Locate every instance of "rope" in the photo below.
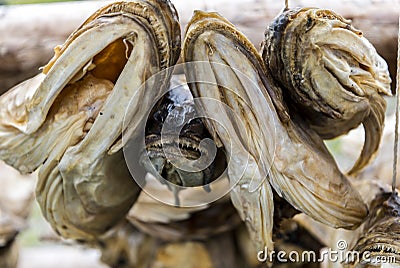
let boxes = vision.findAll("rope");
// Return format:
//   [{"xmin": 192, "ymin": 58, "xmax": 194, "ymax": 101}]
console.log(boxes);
[{"xmin": 392, "ymin": 16, "xmax": 400, "ymax": 194}]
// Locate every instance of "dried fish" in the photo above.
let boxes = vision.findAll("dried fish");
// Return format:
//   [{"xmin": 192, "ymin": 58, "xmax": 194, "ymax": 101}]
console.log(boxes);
[
  {"xmin": 350, "ymin": 192, "xmax": 400, "ymax": 266},
  {"xmin": 0, "ymin": 0, "xmax": 181, "ymax": 241},
  {"xmin": 184, "ymin": 10, "xmax": 367, "ymax": 252},
  {"xmin": 262, "ymin": 8, "xmax": 392, "ymax": 175},
  {"xmin": 0, "ymin": 2, "xmax": 395, "ymax": 267}
]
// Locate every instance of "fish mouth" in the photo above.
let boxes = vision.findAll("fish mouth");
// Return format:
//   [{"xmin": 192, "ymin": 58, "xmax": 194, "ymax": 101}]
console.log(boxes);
[
  {"xmin": 353, "ymin": 222, "xmax": 400, "ymax": 265},
  {"xmin": 367, "ymin": 243, "xmax": 400, "ymax": 256},
  {"xmin": 146, "ymin": 134, "xmax": 204, "ymax": 159},
  {"xmin": 355, "ymin": 241, "xmax": 400, "ymax": 266},
  {"xmin": 141, "ymin": 81, "xmax": 226, "ymax": 189},
  {"xmin": 142, "ymin": 134, "xmax": 225, "ymax": 188},
  {"xmin": 350, "ymin": 193, "xmax": 400, "ymax": 266}
]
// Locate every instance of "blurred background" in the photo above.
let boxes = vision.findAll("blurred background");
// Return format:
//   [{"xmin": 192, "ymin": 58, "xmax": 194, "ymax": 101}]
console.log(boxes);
[{"xmin": 0, "ymin": 0, "xmax": 79, "ymax": 5}]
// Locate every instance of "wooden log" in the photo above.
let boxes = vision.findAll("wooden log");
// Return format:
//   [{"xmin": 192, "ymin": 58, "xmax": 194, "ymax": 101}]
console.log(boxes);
[
  {"xmin": 0, "ymin": 1, "xmax": 107, "ymax": 92},
  {"xmin": 0, "ymin": 0, "xmax": 399, "ymax": 92}
]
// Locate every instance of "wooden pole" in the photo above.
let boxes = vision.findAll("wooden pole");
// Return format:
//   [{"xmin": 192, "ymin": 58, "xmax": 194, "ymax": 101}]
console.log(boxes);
[{"xmin": 0, "ymin": 0, "xmax": 399, "ymax": 92}]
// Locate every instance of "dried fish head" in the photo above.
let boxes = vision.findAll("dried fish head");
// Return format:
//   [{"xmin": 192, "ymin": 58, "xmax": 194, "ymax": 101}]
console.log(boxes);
[
  {"xmin": 262, "ymin": 8, "xmax": 392, "ymax": 175},
  {"xmin": 143, "ymin": 81, "xmax": 220, "ymax": 189},
  {"xmin": 350, "ymin": 192, "xmax": 400, "ymax": 266},
  {"xmin": 184, "ymin": 10, "xmax": 367, "ymax": 253},
  {"xmin": 0, "ymin": 0, "xmax": 181, "ymax": 241}
]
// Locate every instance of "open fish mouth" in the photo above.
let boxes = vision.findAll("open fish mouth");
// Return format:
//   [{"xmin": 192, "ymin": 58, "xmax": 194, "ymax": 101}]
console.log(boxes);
[
  {"xmin": 350, "ymin": 193, "xmax": 400, "ymax": 266},
  {"xmin": 366, "ymin": 242, "xmax": 400, "ymax": 257},
  {"xmin": 143, "ymin": 134, "xmax": 216, "ymax": 187},
  {"xmin": 146, "ymin": 135, "xmax": 203, "ymax": 159},
  {"xmin": 354, "ymin": 241, "xmax": 400, "ymax": 266},
  {"xmin": 141, "ymin": 82, "xmax": 226, "ymax": 189}
]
